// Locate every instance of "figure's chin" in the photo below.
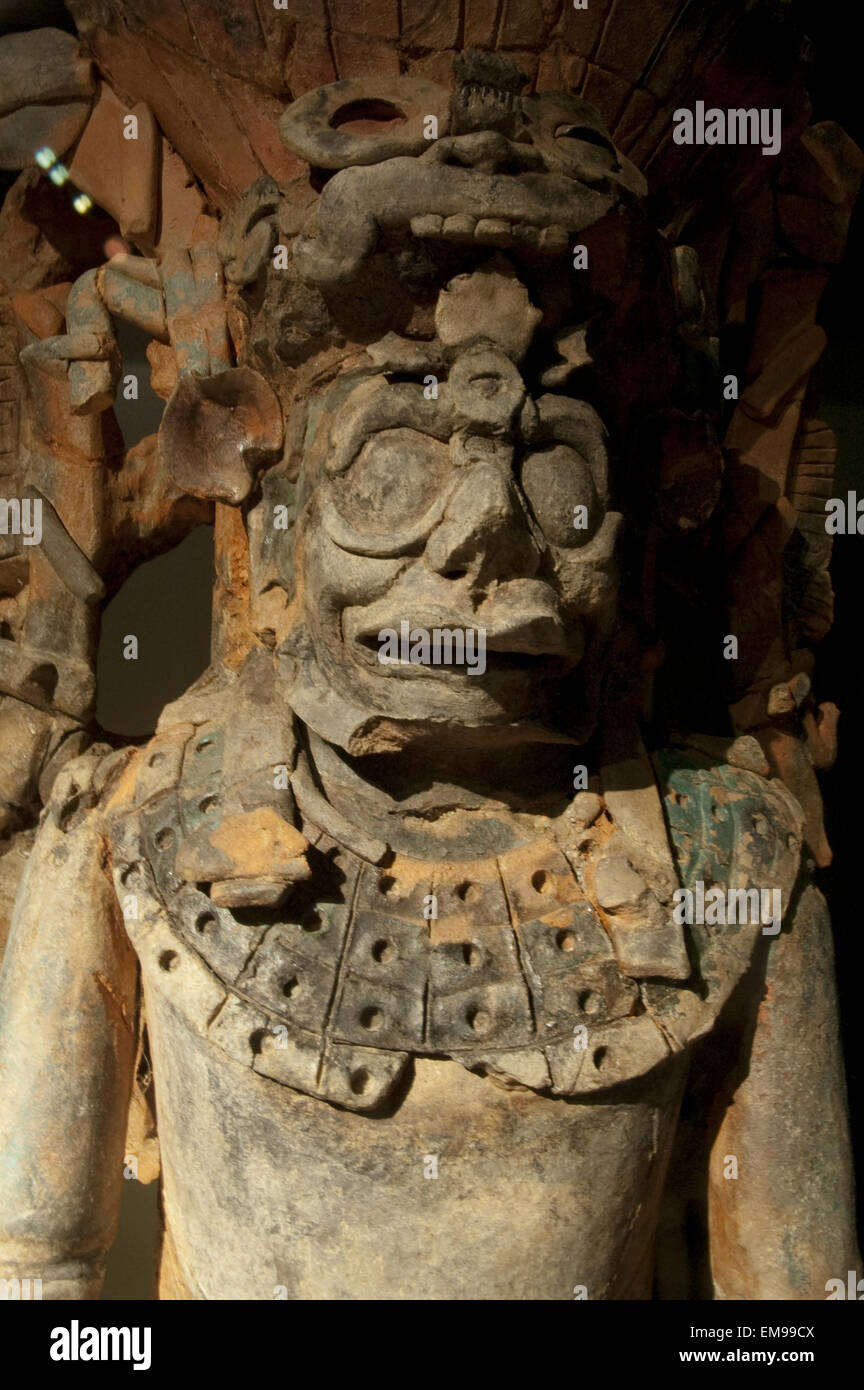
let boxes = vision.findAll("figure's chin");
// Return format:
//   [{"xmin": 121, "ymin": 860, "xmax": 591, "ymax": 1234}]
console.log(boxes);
[
  {"xmin": 283, "ymin": 643, "xmax": 591, "ymax": 757},
  {"xmin": 281, "ymin": 627, "xmax": 597, "ymax": 753},
  {"xmin": 333, "ymin": 651, "xmax": 563, "ymax": 727}
]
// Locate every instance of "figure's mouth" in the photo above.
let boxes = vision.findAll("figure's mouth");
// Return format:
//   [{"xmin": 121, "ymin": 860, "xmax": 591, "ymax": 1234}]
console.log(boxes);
[
  {"xmin": 355, "ymin": 633, "xmax": 558, "ymax": 673},
  {"xmin": 293, "ymin": 158, "xmax": 616, "ymax": 285},
  {"xmin": 403, "ymin": 208, "xmax": 571, "ymax": 253},
  {"xmin": 345, "ymin": 589, "xmax": 579, "ymax": 683}
]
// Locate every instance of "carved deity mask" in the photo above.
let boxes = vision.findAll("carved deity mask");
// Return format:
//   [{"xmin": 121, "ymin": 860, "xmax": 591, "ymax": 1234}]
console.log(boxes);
[{"xmin": 279, "ymin": 55, "xmax": 646, "ymax": 284}]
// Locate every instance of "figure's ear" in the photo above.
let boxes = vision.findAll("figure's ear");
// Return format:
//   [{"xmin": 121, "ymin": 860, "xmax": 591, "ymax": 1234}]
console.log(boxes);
[{"xmin": 158, "ymin": 366, "xmax": 283, "ymax": 504}]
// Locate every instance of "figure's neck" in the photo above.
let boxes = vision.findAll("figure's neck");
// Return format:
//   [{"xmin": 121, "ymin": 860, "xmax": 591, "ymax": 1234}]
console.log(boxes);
[{"xmin": 301, "ymin": 729, "xmax": 585, "ymax": 859}]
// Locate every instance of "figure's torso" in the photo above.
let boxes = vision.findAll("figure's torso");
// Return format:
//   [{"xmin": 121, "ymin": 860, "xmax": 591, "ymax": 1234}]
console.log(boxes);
[
  {"xmin": 102, "ymin": 686, "xmax": 802, "ymax": 1299},
  {"xmin": 146, "ymin": 993, "xmax": 688, "ymax": 1299}
]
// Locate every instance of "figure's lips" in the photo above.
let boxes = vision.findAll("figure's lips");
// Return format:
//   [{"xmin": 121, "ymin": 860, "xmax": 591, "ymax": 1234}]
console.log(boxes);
[
  {"xmin": 344, "ymin": 587, "xmax": 580, "ymax": 678},
  {"xmin": 293, "ymin": 157, "xmax": 617, "ymax": 285}
]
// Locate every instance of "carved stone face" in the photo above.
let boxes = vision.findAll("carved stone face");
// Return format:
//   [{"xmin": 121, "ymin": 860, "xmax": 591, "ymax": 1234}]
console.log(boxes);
[
  {"xmin": 218, "ymin": 58, "xmax": 650, "ymax": 754},
  {"xmin": 156, "ymin": 61, "xmax": 642, "ymax": 760},
  {"xmin": 287, "ymin": 263, "xmax": 622, "ymax": 749}
]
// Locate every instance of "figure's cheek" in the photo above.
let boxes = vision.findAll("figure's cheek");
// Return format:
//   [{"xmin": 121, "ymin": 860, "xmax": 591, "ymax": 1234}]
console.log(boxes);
[
  {"xmin": 520, "ymin": 444, "xmax": 601, "ymax": 547},
  {"xmin": 300, "ymin": 521, "xmax": 407, "ymax": 628},
  {"xmin": 549, "ymin": 515, "xmax": 621, "ymax": 619}
]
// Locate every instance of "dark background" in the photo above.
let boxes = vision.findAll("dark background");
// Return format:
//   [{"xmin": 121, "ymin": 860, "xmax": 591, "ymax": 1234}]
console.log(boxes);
[
  {"xmin": 0, "ymin": 0, "xmax": 861, "ymax": 1296},
  {"xmin": 787, "ymin": 0, "xmax": 864, "ymax": 1263}
]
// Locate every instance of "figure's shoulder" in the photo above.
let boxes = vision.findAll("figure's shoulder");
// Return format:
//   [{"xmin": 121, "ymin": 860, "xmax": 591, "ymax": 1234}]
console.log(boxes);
[
  {"xmin": 103, "ymin": 650, "xmax": 297, "ymax": 822},
  {"xmin": 651, "ymin": 744, "xmax": 805, "ymax": 900},
  {"xmin": 37, "ymin": 740, "xmax": 132, "ymax": 835}
]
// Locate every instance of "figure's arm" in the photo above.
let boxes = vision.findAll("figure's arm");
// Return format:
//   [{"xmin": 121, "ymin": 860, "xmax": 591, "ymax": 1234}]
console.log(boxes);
[
  {"xmin": 0, "ymin": 758, "xmax": 138, "ymax": 1299},
  {"xmin": 708, "ymin": 883, "xmax": 860, "ymax": 1299}
]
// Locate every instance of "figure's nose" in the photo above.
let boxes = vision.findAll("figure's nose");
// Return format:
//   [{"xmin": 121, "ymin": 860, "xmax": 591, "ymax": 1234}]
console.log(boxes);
[
  {"xmin": 427, "ymin": 131, "xmax": 543, "ymax": 175},
  {"xmin": 425, "ymin": 458, "xmax": 542, "ymax": 589}
]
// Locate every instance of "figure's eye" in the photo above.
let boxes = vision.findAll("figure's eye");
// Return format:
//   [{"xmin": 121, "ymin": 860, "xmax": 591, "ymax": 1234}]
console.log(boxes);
[
  {"xmin": 330, "ymin": 428, "xmax": 449, "ymax": 535},
  {"xmin": 520, "ymin": 445, "xmax": 598, "ymax": 548},
  {"xmin": 553, "ymin": 124, "xmax": 619, "ymax": 171}
]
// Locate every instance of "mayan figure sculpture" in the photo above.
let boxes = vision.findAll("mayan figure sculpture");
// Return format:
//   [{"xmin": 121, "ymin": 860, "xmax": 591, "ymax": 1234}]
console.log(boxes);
[{"xmin": 0, "ymin": 1, "xmax": 860, "ymax": 1301}]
